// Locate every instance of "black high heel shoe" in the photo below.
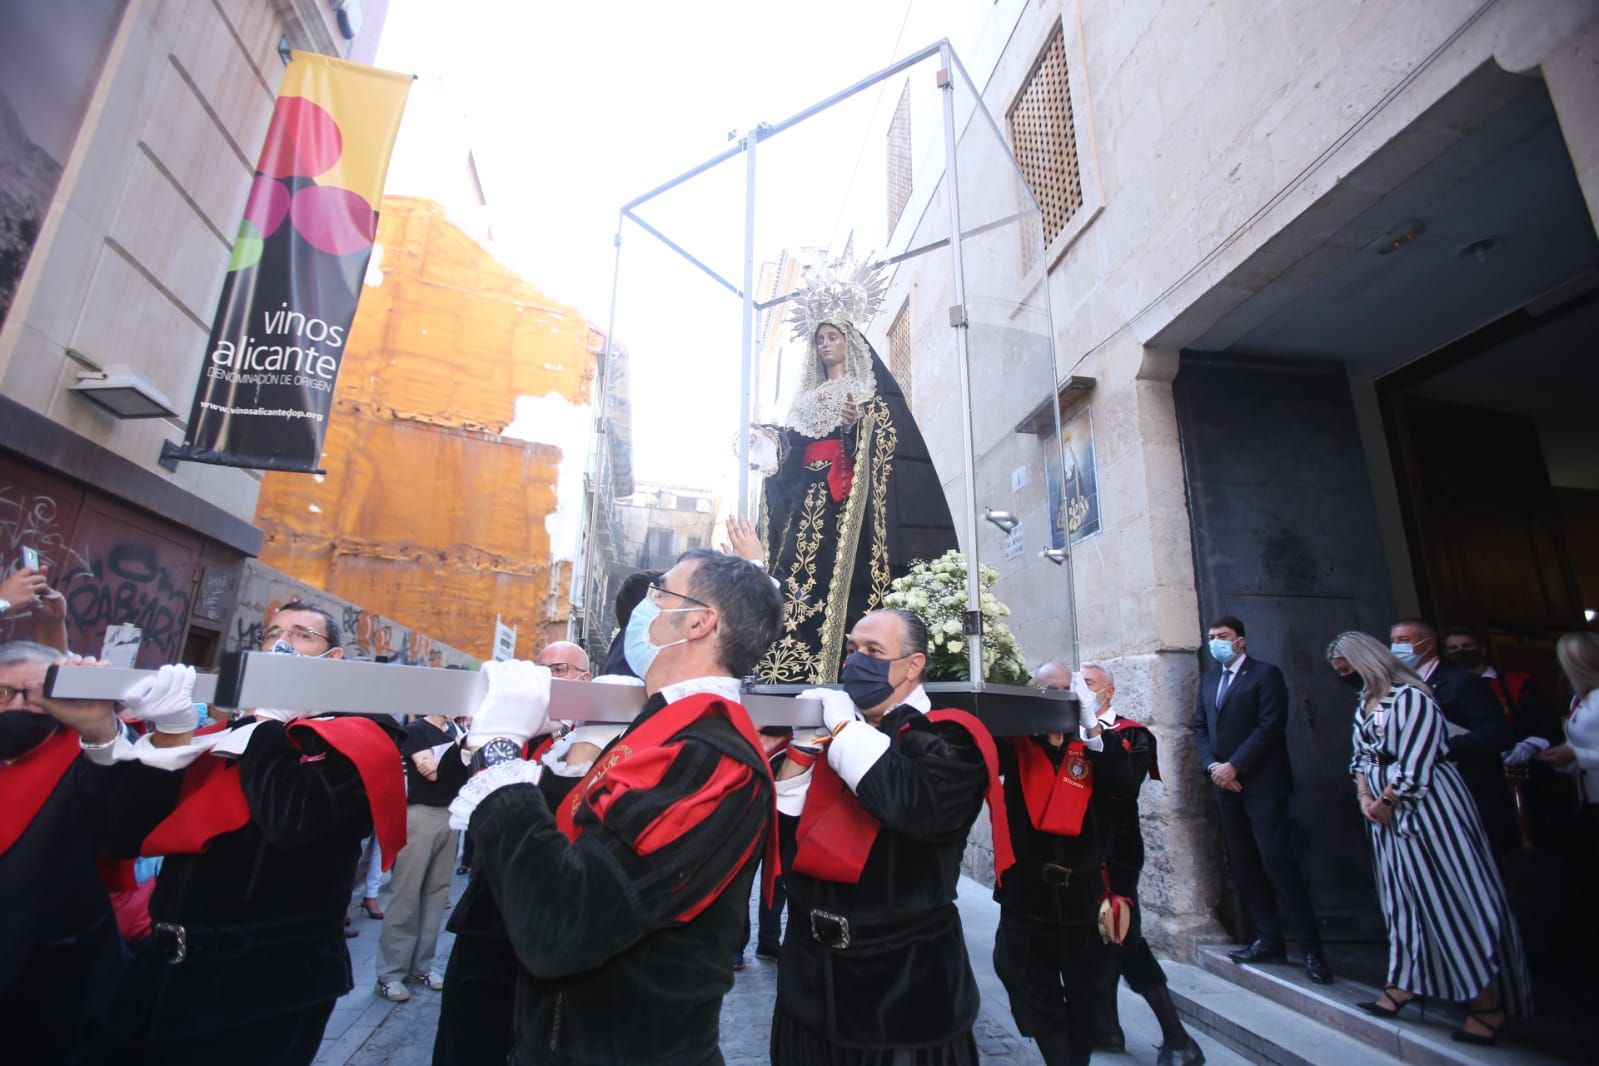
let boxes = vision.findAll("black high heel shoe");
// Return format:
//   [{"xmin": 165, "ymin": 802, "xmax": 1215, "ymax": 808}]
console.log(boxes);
[
  {"xmin": 1355, "ymin": 987, "xmax": 1425, "ymax": 1020},
  {"xmin": 1451, "ymin": 1006, "xmax": 1506, "ymax": 1045}
]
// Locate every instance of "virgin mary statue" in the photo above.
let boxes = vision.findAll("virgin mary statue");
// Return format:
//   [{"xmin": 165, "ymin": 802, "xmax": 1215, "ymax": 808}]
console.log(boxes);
[{"xmin": 749, "ymin": 258, "xmax": 956, "ymax": 683}]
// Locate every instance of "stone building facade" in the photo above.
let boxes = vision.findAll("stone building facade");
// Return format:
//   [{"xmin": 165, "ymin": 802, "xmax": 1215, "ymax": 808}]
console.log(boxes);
[
  {"xmin": 0, "ymin": 0, "xmax": 391, "ymax": 666},
  {"xmin": 859, "ymin": 0, "xmax": 1599, "ymax": 953}
]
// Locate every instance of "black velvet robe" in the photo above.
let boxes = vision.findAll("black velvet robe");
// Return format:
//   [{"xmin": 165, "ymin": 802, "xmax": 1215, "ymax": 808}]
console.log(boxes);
[
  {"xmin": 0, "ymin": 743, "xmax": 128, "ymax": 1065},
  {"xmin": 774, "ymin": 705, "xmax": 988, "ymax": 1057},
  {"xmin": 95, "ymin": 716, "xmax": 403, "ymax": 1047},
  {"xmin": 990, "ymin": 734, "xmax": 1137, "ymax": 1043},
  {"xmin": 993, "ymin": 735, "xmax": 1139, "ymax": 925},
  {"xmin": 434, "ymin": 761, "xmax": 589, "ymax": 1066},
  {"xmin": 757, "ymin": 349, "xmax": 956, "ymax": 684},
  {"xmin": 469, "ymin": 697, "xmax": 773, "ymax": 1065}
]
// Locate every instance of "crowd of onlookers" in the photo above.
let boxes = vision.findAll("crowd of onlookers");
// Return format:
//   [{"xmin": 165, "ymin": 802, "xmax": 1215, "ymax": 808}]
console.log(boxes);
[{"xmin": 1193, "ymin": 610, "xmax": 1598, "ymax": 1046}]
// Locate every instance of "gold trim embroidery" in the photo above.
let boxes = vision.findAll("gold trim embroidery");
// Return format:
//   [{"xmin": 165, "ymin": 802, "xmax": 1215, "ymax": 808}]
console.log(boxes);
[
  {"xmin": 571, "ymin": 743, "xmax": 634, "ymax": 821},
  {"xmin": 817, "ymin": 400, "xmax": 885, "ymax": 680}
]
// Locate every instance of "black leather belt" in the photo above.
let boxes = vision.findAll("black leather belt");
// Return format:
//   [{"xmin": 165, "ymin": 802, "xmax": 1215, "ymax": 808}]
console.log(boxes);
[
  {"xmin": 806, "ymin": 903, "xmax": 957, "ymax": 952},
  {"xmin": 1040, "ymin": 862, "xmax": 1074, "ymax": 887},
  {"xmin": 151, "ymin": 914, "xmax": 342, "ymax": 965}
]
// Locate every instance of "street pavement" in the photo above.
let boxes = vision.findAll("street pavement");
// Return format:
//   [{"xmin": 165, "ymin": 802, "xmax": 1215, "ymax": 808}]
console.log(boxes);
[{"xmin": 316, "ymin": 868, "xmax": 1227, "ymax": 1065}]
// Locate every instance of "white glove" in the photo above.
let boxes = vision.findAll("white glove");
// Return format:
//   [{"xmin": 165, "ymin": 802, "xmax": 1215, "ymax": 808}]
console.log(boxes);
[
  {"xmin": 468, "ymin": 660, "xmax": 552, "ymax": 749},
  {"xmin": 1503, "ymin": 735, "xmax": 1551, "ymax": 767},
  {"xmin": 124, "ymin": 664, "xmax": 199, "ymax": 734},
  {"xmin": 1078, "ymin": 691, "xmax": 1101, "ymax": 735},
  {"xmin": 802, "ymin": 687, "xmax": 859, "ymax": 735}
]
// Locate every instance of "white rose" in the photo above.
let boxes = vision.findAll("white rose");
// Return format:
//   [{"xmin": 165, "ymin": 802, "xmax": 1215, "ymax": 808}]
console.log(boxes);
[
  {"xmin": 943, "ymin": 619, "xmax": 961, "ymax": 635},
  {"xmin": 948, "ymin": 641, "xmax": 963, "ymax": 654},
  {"xmin": 933, "ymin": 631, "xmax": 945, "ymax": 646}
]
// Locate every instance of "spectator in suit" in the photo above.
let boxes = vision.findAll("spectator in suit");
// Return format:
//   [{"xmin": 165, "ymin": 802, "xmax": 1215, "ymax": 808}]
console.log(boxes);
[
  {"xmin": 1389, "ymin": 620, "xmax": 1515, "ymax": 854},
  {"xmin": 1191, "ymin": 616, "xmax": 1331, "ymax": 985}
]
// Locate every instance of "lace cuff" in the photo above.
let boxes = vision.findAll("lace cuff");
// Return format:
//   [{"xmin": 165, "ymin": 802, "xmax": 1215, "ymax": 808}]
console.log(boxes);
[{"xmin": 449, "ymin": 759, "xmax": 542, "ymax": 830}]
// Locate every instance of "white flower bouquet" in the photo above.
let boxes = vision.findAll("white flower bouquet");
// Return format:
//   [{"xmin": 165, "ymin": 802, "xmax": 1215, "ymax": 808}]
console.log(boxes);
[{"xmin": 881, "ymin": 549, "xmax": 1030, "ymax": 684}]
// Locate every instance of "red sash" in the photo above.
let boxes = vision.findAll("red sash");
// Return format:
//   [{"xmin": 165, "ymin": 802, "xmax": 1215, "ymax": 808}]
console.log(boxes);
[
  {"xmin": 1107, "ymin": 717, "xmax": 1160, "ymax": 781},
  {"xmin": 791, "ymin": 708, "xmax": 1016, "ymax": 885},
  {"xmin": 0, "ymin": 729, "xmax": 81, "ymax": 857},
  {"xmin": 801, "ymin": 439, "xmax": 854, "ymax": 502},
  {"xmin": 554, "ymin": 692, "xmax": 779, "ymax": 920},
  {"xmin": 141, "ymin": 717, "xmax": 406, "ymax": 870},
  {"xmin": 1012, "ymin": 736, "xmax": 1093, "ymax": 835}
]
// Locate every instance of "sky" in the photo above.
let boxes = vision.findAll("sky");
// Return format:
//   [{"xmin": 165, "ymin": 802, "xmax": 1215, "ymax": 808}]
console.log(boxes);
[{"xmin": 372, "ymin": 0, "xmax": 990, "ymax": 501}]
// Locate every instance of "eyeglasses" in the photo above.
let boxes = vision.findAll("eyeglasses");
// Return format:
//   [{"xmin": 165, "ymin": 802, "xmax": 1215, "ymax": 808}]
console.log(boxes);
[
  {"xmin": 0, "ymin": 684, "xmax": 39, "ymax": 706},
  {"xmin": 261, "ymin": 624, "xmax": 333, "ymax": 647},
  {"xmin": 646, "ymin": 583, "xmax": 709, "ymax": 610},
  {"xmin": 544, "ymin": 662, "xmax": 583, "ymax": 677}
]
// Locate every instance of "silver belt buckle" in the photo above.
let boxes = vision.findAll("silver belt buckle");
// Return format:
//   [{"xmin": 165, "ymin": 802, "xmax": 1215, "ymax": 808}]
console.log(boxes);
[
  {"xmin": 154, "ymin": 922, "xmax": 187, "ymax": 964},
  {"xmin": 809, "ymin": 909, "xmax": 850, "ymax": 949}
]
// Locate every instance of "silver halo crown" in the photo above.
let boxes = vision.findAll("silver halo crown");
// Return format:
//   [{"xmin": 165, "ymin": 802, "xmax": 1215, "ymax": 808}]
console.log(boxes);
[{"xmin": 787, "ymin": 255, "xmax": 889, "ymax": 340}]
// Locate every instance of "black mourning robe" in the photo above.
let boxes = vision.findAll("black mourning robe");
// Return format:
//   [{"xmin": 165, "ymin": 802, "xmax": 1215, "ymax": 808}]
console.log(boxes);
[
  {"xmin": 0, "ymin": 743, "xmax": 128, "ymax": 1065},
  {"xmin": 468, "ymin": 697, "xmax": 773, "ymax": 1066},
  {"xmin": 95, "ymin": 716, "xmax": 403, "ymax": 1055},
  {"xmin": 757, "ymin": 347, "xmax": 956, "ymax": 684},
  {"xmin": 774, "ymin": 705, "xmax": 988, "ymax": 1060}
]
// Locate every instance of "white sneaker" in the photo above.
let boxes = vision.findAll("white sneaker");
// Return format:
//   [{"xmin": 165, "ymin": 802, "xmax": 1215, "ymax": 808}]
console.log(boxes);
[
  {"xmin": 375, "ymin": 979, "xmax": 411, "ymax": 1002},
  {"xmin": 408, "ymin": 971, "xmax": 445, "ymax": 991}
]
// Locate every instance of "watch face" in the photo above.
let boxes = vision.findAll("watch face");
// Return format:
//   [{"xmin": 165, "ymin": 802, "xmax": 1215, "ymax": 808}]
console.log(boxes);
[{"xmin": 473, "ymin": 737, "xmax": 523, "ymax": 772}]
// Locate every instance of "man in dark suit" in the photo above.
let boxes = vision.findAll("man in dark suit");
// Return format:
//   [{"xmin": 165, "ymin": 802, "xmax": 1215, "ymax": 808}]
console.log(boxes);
[
  {"xmin": 1191, "ymin": 616, "xmax": 1331, "ymax": 985},
  {"xmin": 1390, "ymin": 619, "xmax": 1515, "ymax": 854}
]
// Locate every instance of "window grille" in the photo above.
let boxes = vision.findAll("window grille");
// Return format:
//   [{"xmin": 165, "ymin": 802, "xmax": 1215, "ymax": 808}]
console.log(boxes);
[
  {"xmin": 1007, "ymin": 26, "xmax": 1083, "ymax": 248},
  {"xmin": 888, "ymin": 299, "xmax": 912, "ymax": 405},
  {"xmin": 886, "ymin": 83, "xmax": 912, "ymax": 235}
]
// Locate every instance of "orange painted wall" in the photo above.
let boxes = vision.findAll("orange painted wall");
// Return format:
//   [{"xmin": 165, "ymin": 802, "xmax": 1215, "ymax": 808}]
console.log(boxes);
[{"xmin": 254, "ymin": 197, "xmax": 597, "ymax": 660}]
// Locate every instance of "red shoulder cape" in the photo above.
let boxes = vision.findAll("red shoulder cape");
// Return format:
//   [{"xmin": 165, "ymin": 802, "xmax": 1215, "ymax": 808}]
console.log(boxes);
[{"xmin": 791, "ymin": 708, "xmax": 1015, "ymax": 885}]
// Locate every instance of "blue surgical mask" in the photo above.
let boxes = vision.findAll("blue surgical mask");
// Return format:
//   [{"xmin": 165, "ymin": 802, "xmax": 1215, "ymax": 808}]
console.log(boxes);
[
  {"xmin": 269, "ymin": 638, "xmax": 336, "ymax": 660},
  {"xmin": 1208, "ymin": 638, "xmax": 1237, "ymax": 665},
  {"xmin": 1390, "ymin": 643, "xmax": 1418, "ymax": 668},
  {"xmin": 623, "ymin": 598, "xmax": 692, "ymax": 678},
  {"xmin": 840, "ymin": 651, "xmax": 897, "ymax": 710}
]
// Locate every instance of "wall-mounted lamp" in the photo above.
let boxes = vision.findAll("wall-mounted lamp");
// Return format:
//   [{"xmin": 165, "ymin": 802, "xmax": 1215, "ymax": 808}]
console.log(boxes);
[
  {"xmin": 984, "ymin": 508, "xmax": 1019, "ymax": 534},
  {"xmin": 334, "ymin": 0, "xmax": 363, "ymax": 41},
  {"xmin": 1039, "ymin": 547, "xmax": 1068, "ymax": 566},
  {"xmin": 69, "ymin": 364, "xmax": 177, "ymax": 419},
  {"xmin": 278, "ymin": 34, "xmax": 293, "ymax": 65}
]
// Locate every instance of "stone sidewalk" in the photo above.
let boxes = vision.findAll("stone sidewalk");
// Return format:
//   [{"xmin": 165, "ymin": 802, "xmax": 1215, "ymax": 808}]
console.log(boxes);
[{"xmin": 316, "ymin": 870, "xmax": 1236, "ymax": 1065}]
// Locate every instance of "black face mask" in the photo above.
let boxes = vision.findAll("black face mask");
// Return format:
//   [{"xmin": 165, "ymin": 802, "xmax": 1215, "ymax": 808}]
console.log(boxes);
[
  {"xmin": 1336, "ymin": 670, "xmax": 1365, "ymax": 690},
  {"xmin": 0, "ymin": 710, "xmax": 62, "ymax": 760},
  {"xmin": 1446, "ymin": 650, "xmax": 1483, "ymax": 671},
  {"xmin": 840, "ymin": 652, "xmax": 897, "ymax": 711}
]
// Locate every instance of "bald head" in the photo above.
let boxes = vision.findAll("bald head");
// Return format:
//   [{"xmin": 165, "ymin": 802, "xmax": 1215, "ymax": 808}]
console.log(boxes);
[
  {"xmin": 535, "ymin": 640, "xmax": 591, "ymax": 681},
  {"xmin": 1033, "ymin": 662, "xmax": 1073, "ymax": 691}
]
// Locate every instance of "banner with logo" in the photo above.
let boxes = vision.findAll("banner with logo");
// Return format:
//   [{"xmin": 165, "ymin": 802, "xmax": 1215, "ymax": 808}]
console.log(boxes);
[{"xmin": 163, "ymin": 52, "xmax": 410, "ymax": 472}]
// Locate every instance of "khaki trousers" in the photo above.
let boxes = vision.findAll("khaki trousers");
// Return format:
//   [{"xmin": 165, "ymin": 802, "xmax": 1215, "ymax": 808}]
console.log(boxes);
[{"xmin": 376, "ymin": 804, "xmax": 458, "ymax": 982}]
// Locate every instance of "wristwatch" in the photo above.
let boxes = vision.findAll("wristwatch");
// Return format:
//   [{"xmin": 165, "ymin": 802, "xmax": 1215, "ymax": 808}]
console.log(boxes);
[
  {"xmin": 470, "ymin": 737, "xmax": 524, "ymax": 774},
  {"xmin": 0, "ymin": 598, "xmax": 11, "ymax": 616}
]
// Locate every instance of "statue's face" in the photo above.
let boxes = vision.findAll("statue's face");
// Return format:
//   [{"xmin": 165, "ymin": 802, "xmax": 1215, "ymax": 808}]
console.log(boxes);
[{"xmin": 816, "ymin": 325, "xmax": 847, "ymax": 370}]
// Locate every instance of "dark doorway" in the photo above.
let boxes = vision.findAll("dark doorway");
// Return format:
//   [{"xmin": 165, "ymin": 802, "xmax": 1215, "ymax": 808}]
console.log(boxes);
[{"xmin": 1173, "ymin": 355, "xmax": 1392, "ymax": 943}]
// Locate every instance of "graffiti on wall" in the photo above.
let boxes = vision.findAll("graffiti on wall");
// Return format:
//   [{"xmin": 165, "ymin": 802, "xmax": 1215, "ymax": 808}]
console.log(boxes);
[
  {"xmin": 62, "ymin": 543, "xmax": 191, "ymax": 662},
  {"xmin": 0, "ymin": 468, "xmax": 203, "ymax": 668}
]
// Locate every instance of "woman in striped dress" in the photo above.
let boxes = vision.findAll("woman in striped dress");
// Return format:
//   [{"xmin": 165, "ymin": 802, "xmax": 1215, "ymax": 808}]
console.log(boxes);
[{"xmin": 1326, "ymin": 631, "xmax": 1530, "ymax": 1045}]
